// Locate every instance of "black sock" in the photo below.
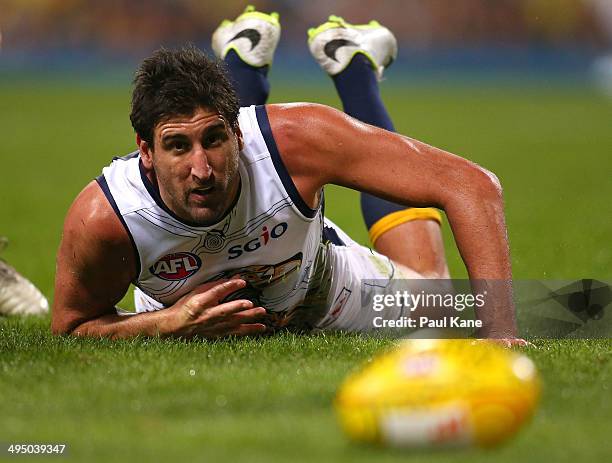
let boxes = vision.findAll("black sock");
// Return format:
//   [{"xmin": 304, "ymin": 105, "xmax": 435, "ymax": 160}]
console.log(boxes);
[{"xmin": 224, "ymin": 50, "xmax": 270, "ymax": 106}]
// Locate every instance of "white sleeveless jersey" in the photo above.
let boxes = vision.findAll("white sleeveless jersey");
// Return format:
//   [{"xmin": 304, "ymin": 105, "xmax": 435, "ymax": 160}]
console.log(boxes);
[{"xmin": 98, "ymin": 105, "xmax": 337, "ymax": 329}]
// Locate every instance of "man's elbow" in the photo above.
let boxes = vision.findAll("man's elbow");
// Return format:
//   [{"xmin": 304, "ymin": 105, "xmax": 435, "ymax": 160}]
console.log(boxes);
[
  {"xmin": 470, "ymin": 165, "xmax": 504, "ymax": 202},
  {"xmin": 50, "ymin": 309, "xmax": 85, "ymax": 336},
  {"xmin": 50, "ymin": 318, "xmax": 75, "ymax": 336},
  {"xmin": 482, "ymin": 168, "xmax": 503, "ymax": 197}
]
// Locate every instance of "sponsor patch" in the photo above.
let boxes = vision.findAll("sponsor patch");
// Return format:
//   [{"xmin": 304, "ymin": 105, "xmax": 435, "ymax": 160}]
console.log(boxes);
[
  {"xmin": 150, "ymin": 252, "xmax": 202, "ymax": 281},
  {"xmin": 227, "ymin": 222, "xmax": 289, "ymax": 260}
]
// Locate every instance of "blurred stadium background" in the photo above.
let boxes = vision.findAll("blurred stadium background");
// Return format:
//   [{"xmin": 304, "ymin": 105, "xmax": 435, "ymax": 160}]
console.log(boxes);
[
  {"xmin": 0, "ymin": 2, "xmax": 610, "ymax": 461},
  {"xmin": 3, "ymin": 0, "xmax": 612, "ymax": 83}
]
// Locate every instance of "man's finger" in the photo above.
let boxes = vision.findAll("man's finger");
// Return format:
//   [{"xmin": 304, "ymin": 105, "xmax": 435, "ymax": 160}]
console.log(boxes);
[
  {"xmin": 188, "ymin": 278, "xmax": 229, "ymax": 295},
  {"xmin": 204, "ymin": 304, "xmax": 265, "ymax": 324},
  {"xmin": 220, "ymin": 307, "xmax": 268, "ymax": 325},
  {"xmin": 190, "ymin": 279, "xmax": 247, "ymax": 306},
  {"xmin": 183, "ymin": 297, "xmax": 252, "ymax": 322},
  {"xmin": 205, "ymin": 307, "xmax": 267, "ymax": 329}
]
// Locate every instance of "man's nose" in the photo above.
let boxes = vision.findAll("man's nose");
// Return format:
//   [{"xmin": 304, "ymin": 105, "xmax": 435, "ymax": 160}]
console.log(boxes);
[{"xmin": 190, "ymin": 145, "xmax": 213, "ymax": 181}]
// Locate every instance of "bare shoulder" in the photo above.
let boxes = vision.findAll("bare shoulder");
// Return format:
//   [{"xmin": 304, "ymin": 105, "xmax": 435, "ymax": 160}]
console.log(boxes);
[
  {"xmin": 63, "ymin": 180, "xmax": 128, "ymax": 245},
  {"xmin": 59, "ymin": 179, "xmax": 136, "ymax": 278},
  {"xmin": 264, "ymin": 103, "xmax": 357, "ymax": 199},
  {"xmin": 263, "ymin": 102, "xmax": 480, "ymax": 210},
  {"xmin": 265, "ymin": 102, "xmax": 347, "ymax": 149},
  {"xmin": 265, "ymin": 102, "xmax": 333, "ymax": 119},
  {"xmin": 265, "ymin": 102, "xmax": 379, "ymax": 162}
]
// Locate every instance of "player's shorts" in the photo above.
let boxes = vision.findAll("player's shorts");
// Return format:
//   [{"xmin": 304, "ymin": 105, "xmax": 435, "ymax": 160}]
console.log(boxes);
[{"xmin": 314, "ymin": 218, "xmax": 425, "ymax": 332}]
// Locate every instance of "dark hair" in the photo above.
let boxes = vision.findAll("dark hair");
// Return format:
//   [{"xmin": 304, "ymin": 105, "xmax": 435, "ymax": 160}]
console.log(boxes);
[{"xmin": 130, "ymin": 45, "xmax": 240, "ymax": 145}]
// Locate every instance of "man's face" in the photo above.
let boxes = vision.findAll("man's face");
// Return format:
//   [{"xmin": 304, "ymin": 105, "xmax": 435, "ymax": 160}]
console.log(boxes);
[{"xmin": 139, "ymin": 107, "xmax": 242, "ymax": 226}]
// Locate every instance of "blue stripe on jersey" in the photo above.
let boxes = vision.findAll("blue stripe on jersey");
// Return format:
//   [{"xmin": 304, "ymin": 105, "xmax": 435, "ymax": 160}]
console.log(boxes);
[
  {"xmin": 95, "ymin": 174, "xmax": 142, "ymax": 280},
  {"xmin": 322, "ymin": 225, "xmax": 346, "ymax": 247},
  {"xmin": 112, "ymin": 150, "xmax": 139, "ymax": 162},
  {"xmin": 137, "ymin": 160, "xmax": 194, "ymax": 225},
  {"xmin": 254, "ymin": 105, "xmax": 318, "ymax": 219}
]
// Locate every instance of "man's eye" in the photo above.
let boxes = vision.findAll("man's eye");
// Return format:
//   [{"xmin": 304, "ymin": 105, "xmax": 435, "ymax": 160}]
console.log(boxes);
[
  {"xmin": 204, "ymin": 134, "xmax": 223, "ymax": 147},
  {"xmin": 173, "ymin": 142, "xmax": 188, "ymax": 152}
]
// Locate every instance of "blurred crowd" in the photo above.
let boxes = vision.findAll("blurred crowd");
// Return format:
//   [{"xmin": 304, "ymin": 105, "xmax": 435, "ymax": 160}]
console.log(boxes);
[{"xmin": 1, "ymin": 0, "xmax": 610, "ymax": 53}]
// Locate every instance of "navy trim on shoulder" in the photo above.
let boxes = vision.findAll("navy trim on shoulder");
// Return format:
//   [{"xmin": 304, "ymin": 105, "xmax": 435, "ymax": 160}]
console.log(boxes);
[
  {"xmin": 113, "ymin": 150, "xmax": 139, "ymax": 162},
  {"xmin": 254, "ymin": 105, "xmax": 318, "ymax": 219},
  {"xmin": 95, "ymin": 174, "xmax": 142, "ymax": 280},
  {"xmin": 321, "ymin": 189, "xmax": 326, "ymax": 217},
  {"xmin": 322, "ymin": 225, "xmax": 346, "ymax": 247},
  {"xmin": 137, "ymin": 160, "xmax": 184, "ymax": 222}
]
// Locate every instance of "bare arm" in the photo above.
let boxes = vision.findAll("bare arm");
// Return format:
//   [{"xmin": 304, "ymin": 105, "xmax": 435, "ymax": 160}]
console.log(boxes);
[
  {"xmin": 266, "ymin": 103, "xmax": 516, "ymax": 337},
  {"xmin": 52, "ymin": 181, "xmax": 266, "ymax": 339}
]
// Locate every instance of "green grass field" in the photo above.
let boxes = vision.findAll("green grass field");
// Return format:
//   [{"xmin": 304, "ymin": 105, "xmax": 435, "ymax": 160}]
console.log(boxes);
[{"xmin": 0, "ymin": 77, "xmax": 611, "ymax": 461}]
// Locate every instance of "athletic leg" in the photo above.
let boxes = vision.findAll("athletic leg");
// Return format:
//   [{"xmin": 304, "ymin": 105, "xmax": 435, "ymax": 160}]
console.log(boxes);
[{"xmin": 308, "ymin": 17, "xmax": 449, "ymax": 277}]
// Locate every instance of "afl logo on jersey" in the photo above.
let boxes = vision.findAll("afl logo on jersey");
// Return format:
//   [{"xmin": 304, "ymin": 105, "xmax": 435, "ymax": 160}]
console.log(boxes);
[{"xmin": 150, "ymin": 252, "xmax": 202, "ymax": 281}]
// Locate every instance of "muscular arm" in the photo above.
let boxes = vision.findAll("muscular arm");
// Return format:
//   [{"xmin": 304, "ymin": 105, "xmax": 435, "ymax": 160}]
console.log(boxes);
[
  {"xmin": 266, "ymin": 103, "xmax": 516, "ymax": 337},
  {"xmin": 52, "ymin": 181, "xmax": 266, "ymax": 339},
  {"xmin": 51, "ymin": 181, "xmax": 142, "ymax": 337}
]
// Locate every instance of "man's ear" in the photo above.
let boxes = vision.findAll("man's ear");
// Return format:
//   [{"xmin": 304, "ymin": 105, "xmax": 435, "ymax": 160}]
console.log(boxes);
[
  {"xmin": 234, "ymin": 125, "xmax": 244, "ymax": 152},
  {"xmin": 137, "ymin": 134, "xmax": 153, "ymax": 169}
]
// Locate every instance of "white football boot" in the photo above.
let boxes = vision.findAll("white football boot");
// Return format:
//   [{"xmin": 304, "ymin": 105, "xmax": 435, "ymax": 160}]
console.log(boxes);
[
  {"xmin": 212, "ymin": 5, "xmax": 281, "ymax": 67},
  {"xmin": 308, "ymin": 15, "xmax": 397, "ymax": 80},
  {"xmin": 0, "ymin": 237, "xmax": 49, "ymax": 316}
]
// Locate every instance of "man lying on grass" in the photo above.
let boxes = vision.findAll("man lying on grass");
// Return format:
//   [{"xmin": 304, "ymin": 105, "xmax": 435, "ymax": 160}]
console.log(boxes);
[{"xmin": 51, "ymin": 11, "xmax": 524, "ymax": 345}]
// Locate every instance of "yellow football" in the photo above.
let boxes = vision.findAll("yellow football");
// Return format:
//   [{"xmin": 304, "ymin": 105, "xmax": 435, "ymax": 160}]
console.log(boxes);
[{"xmin": 335, "ymin": 339, "xmax": 540, "ymax": 448}]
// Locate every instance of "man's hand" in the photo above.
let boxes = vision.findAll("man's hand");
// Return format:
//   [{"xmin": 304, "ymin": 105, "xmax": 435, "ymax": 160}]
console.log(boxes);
[
  {"xmin": 166, "ymin": 279, "xmax": 267, "ymax": 338},
  {"xmin": 65, "ymin": 279, "xmax": 268, "ymax": 340}
]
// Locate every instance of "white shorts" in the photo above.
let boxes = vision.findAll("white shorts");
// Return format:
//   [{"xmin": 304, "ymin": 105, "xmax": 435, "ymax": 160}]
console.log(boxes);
[{"xmin": 315, "ymin": 218, "xmax": 424, "ymax": 332}]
